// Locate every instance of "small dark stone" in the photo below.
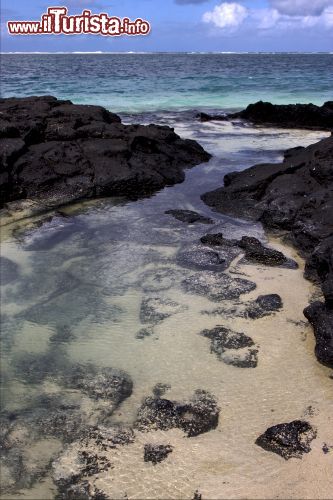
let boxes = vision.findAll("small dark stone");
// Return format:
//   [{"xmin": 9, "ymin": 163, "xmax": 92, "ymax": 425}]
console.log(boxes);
[
  {"xmin": 152, "ymin": 383, "xmax": 171, "ymax": 398},
  {"xmin": 193, "ymin": 491, "xmax": 202, "ymax": 500},
  {"xmin": 165, "ymin": 209, "xmax": 213, "ymax": 224},
  {"xmin": 256, "ymin": 420, "xmax": 317, "ymax": 460},
  {"xmin": 144, "ymin": 444, "xmax": 173, "ymax": 464},
  {"xmin": 136, "ymin": 327, "xmax": 154, "ymax": 340},
  {"xmin": 239, "ymin": 236, "xmax": 294, "ymax": 267},
  {"xmin": 246, "ymin": 294, "xmax": 283, "ymax": 319},
  {"xmin": 322, "ymin": 443, "xmax": 332, "ymax": 454}
]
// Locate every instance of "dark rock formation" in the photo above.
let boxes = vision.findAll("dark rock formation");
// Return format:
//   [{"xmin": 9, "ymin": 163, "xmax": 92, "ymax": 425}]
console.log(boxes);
[
  {"xmin": 165, "ymin": 209, "xmax": 213, "ymax": 224},
  {"xmin": 201, "ymin": 101, "xmax": 333, "ymax": 131},
  {"xmin": 304, "ymin": 302, "xmax": 333, "ymax": 368},
  {"xmin": 135, "ymin": 390, "xmax": 219, "ymax": 437},
  {"xmin": 200, "ymin": 233, "xmax": 296, "ymax": 268},
  {"xmin": 202, "ymin": 135, "xmax": 333, "ymax": 367},
  {"xmin": 202, "ymin": 294, "xmax": 283, "ymax": 320},
  {"xmin": 0, "ymin": 96, "xmax": 210, "ymax": 209},
  {"xmin": 144, "ymin": 444, "xmax": 173, "ymax": 464},
  {"xmin": 181, "ymin": 271, "xmax": 256, "ymax": 302},
  {"xmin": 255, "ymin": 420, "xmax": 317, "ymax": 460},
  {"xmin": 200, "ymin": 326, "xmax": 258, "ymax": 368}
]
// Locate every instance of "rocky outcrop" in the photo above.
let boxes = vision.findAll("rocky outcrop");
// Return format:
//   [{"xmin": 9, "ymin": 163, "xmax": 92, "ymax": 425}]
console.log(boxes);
[
  {"xmin": 165, "ymin": 209, "xmax": 213, "ymax": 224},
  {"xmin": 198, "ymin": 101, "xmax": 333, "ymax": 131},
  {"xmin": 202, "ymin": 135, "xmax": 333, "ymax": 367},
  {"xmin": 256, "ymin": 420, "xmax": 317, "ymax": 460},
  {"xmin": 0, "ymin": 96, "xmax": 211, "ymax": 211}
]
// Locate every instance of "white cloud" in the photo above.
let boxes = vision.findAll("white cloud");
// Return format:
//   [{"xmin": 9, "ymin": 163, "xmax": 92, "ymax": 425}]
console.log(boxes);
[
  {"xmin": 203, "ymin": 1, "xmax": 333, "ymax": 32},
  {"xmin": 203, "ymin": 2, "xmax": 248, "ymax": 29},
  {"xmin": 269, "ymin": 0, "xmax": 333, "ymax": 16}
]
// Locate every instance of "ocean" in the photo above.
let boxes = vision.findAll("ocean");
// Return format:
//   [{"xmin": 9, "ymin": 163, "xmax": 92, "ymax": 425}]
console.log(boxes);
[
  {"xmin": 1, "ymin": 53, "xmax": 332, "ymax": 112},
  {"xmin": 1, "ymin": 53, "xmax": 332, "ymax": 499}
]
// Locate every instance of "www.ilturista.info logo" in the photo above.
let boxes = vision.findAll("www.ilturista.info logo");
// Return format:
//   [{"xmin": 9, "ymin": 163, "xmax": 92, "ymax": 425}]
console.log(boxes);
[{"xmin": 7, "ymin": 7, "xmax": 151, "ymax": 36}]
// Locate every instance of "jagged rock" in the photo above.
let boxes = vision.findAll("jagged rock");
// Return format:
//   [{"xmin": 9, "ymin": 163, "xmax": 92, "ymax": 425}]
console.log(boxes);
[
  {"xmin": 165, "ymin": 209, "xmax": 213, "ymax": 224},
  {"xmin": 181, "ymin": 272, "xmax": 256, "ymax": 302},
  {"xmin": 0, "ymin": 96, "xmax": 210, "ymax": 209},
  {"xmin": 200, "ymin": 326, "xmax": 258, "ymax": 368},
  {"xmin": 140, "ymin": 297, "xmax": 187, "ymax": 324},
  {"xmin": 256, "ymin": 420, "xmax": 317, "ymax": 460},
  {"xmin": 239, "ymin": 236, "xmax": 297, "ymax": 268},
  {"xmin": 144, "ymin": 444, "xmax": 173, "ymax": 464},
  {"xmin": 135, "ymin": 390, "xmax": 219, "ymax": 437}
]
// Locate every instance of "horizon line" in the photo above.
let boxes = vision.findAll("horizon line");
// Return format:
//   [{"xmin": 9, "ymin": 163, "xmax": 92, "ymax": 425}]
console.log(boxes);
[{"xmin": 1, "ymin": 51, "xmax": 332, "ymax": 55}]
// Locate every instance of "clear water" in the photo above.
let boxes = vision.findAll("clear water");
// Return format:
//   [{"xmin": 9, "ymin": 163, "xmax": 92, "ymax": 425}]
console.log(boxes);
[
  {"xmin": 1, "ymin": 111, "xmax": 332, "ymax": 498},
  {"xmin": 1, "ymin": 53, "xmax": 333, "ymax": 111},
  {"xmin": 1, "ymin": 54, "xmax": 333, "ymax": 498}
]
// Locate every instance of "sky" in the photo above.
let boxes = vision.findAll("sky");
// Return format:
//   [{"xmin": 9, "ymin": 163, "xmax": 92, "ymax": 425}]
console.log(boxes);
[{"xmin": 1, "ymin": 0, "xmax": 333, "ymax": 52}]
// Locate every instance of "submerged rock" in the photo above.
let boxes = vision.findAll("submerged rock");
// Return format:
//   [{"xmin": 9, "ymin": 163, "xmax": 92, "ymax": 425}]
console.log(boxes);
[
  {"xmin": 200, "ymin": 233, "xmax": 296, "ymax": 268},
  {"xmin": 165, "ymin": 209, "xmax": 213, "ymax": 224},
  {"xmin": 0, "ymin": 96, "xmax": 211, "ymax": 209},
  {"xmin": 144, "ymin": 444, "xmax": 173, "ymax": 464},
  {"xmin": 202, "ymin": 294, "xmax": 283, "ymax": 320},
  {"xmin": 256, "ymin": 420, "xmax": 317, "ymax": 460},
  {"xmin": 135, "ymin": 390, "xmax": 219, "ymax": 437},
  {"xmin": 140, "ymin": 297, "xmax": 187, "ymax": 324},
  {"xmin": 63, "ymin": 364, "xmax": 133, "ymax": 405},
  {"xmin": 0, "ymin": 257, "xmax": 19, "ymax": 285},
  {"xmin": 138, "ymin": 267, "xmax": 186, "ymax": 292},
  {"xmin": 200, "ymin": 326, "xmax": 258, "ymax": 368},
  {"xmin": 53, "ymin": 426, "xmax": 133, "ymax": 499},
  {"xmin": 177, "ymin": 244, "xmax": 240, "ymax": 272},
  {"xmin": 182, "ymin": 272, "xmax": 256, "ymax": 302}
]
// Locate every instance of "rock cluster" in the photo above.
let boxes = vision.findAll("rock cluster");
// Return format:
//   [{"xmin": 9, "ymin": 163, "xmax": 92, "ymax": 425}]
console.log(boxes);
[{"xmin": 202, "ymin": 135, "xmax": 333, "ymax": 367}]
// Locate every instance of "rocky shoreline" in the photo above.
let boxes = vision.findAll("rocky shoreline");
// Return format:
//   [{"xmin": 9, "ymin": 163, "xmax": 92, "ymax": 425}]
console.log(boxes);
[
  {"xmin": 198, "ymin": 100, "xmax": 333, "ymax": 131},
  {"xmin": 202, "ymin": 133, "xmax": 333, "ymax": 368},
  {"xmin": 0, "ymin": 96, "xmax": 210, "ymax": 218}
]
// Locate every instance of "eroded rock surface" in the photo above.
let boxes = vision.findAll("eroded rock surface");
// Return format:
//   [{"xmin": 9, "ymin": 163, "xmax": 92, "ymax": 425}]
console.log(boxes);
[
  {"xmin": 0, "ymin": 96, "xmax": 211, "ymax": 210},
  {"xmin": 256, "ymin": 420, "xmax": 317, "ymax": 460},
  {"xmin": 140, "ymin": 297, "xmax": 188, "ymax": 324},
  {"xmin": 202, "ymin": 294, "xmax": 283, "ymax": 320},
  {"xmin": 135, "ymin": 390, "xmax": 219, "ymax": 437},
  {"xmin": 182, "ymin": 271, "xmax": 256, "ymax": 302}
]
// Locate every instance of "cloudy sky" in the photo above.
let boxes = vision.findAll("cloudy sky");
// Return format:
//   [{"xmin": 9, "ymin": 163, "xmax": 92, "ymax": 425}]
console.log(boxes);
[{"xmin": 1, "ymin": 0, "xmax": 333, "ymax": 52}]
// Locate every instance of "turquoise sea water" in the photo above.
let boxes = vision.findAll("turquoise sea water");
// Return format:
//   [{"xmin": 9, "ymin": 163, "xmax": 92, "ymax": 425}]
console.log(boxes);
[{"xmin": 1, "ymin": 53, "xmax": 332, "ymax": 112}]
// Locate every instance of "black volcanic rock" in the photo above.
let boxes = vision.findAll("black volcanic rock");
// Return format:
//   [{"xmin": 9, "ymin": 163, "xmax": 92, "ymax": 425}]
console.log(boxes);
[
  {"xmin": 256, "ymin": 420, "xmax": 317, "ymax": 460},
  {"xmin": 144, "ymin": 444, "xmax": 173, "ymax": 464},
  {"xmin": 0, "ymin": 96, "xmax": 210, "ymax": 208},
  {"xmin": 202, "ymin": 135, "xmax": 333, "ymax": 367},
  {"xmin": 135, "ymin": 390, "xmax": 219, "ymax": 437},
  {"xmin": 304, "ymin": 302, "xmax": 333, "ymax": 368},
  {"xmin": 225, "ymin": 101, "xmax": 333, "ymax": 131}
]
